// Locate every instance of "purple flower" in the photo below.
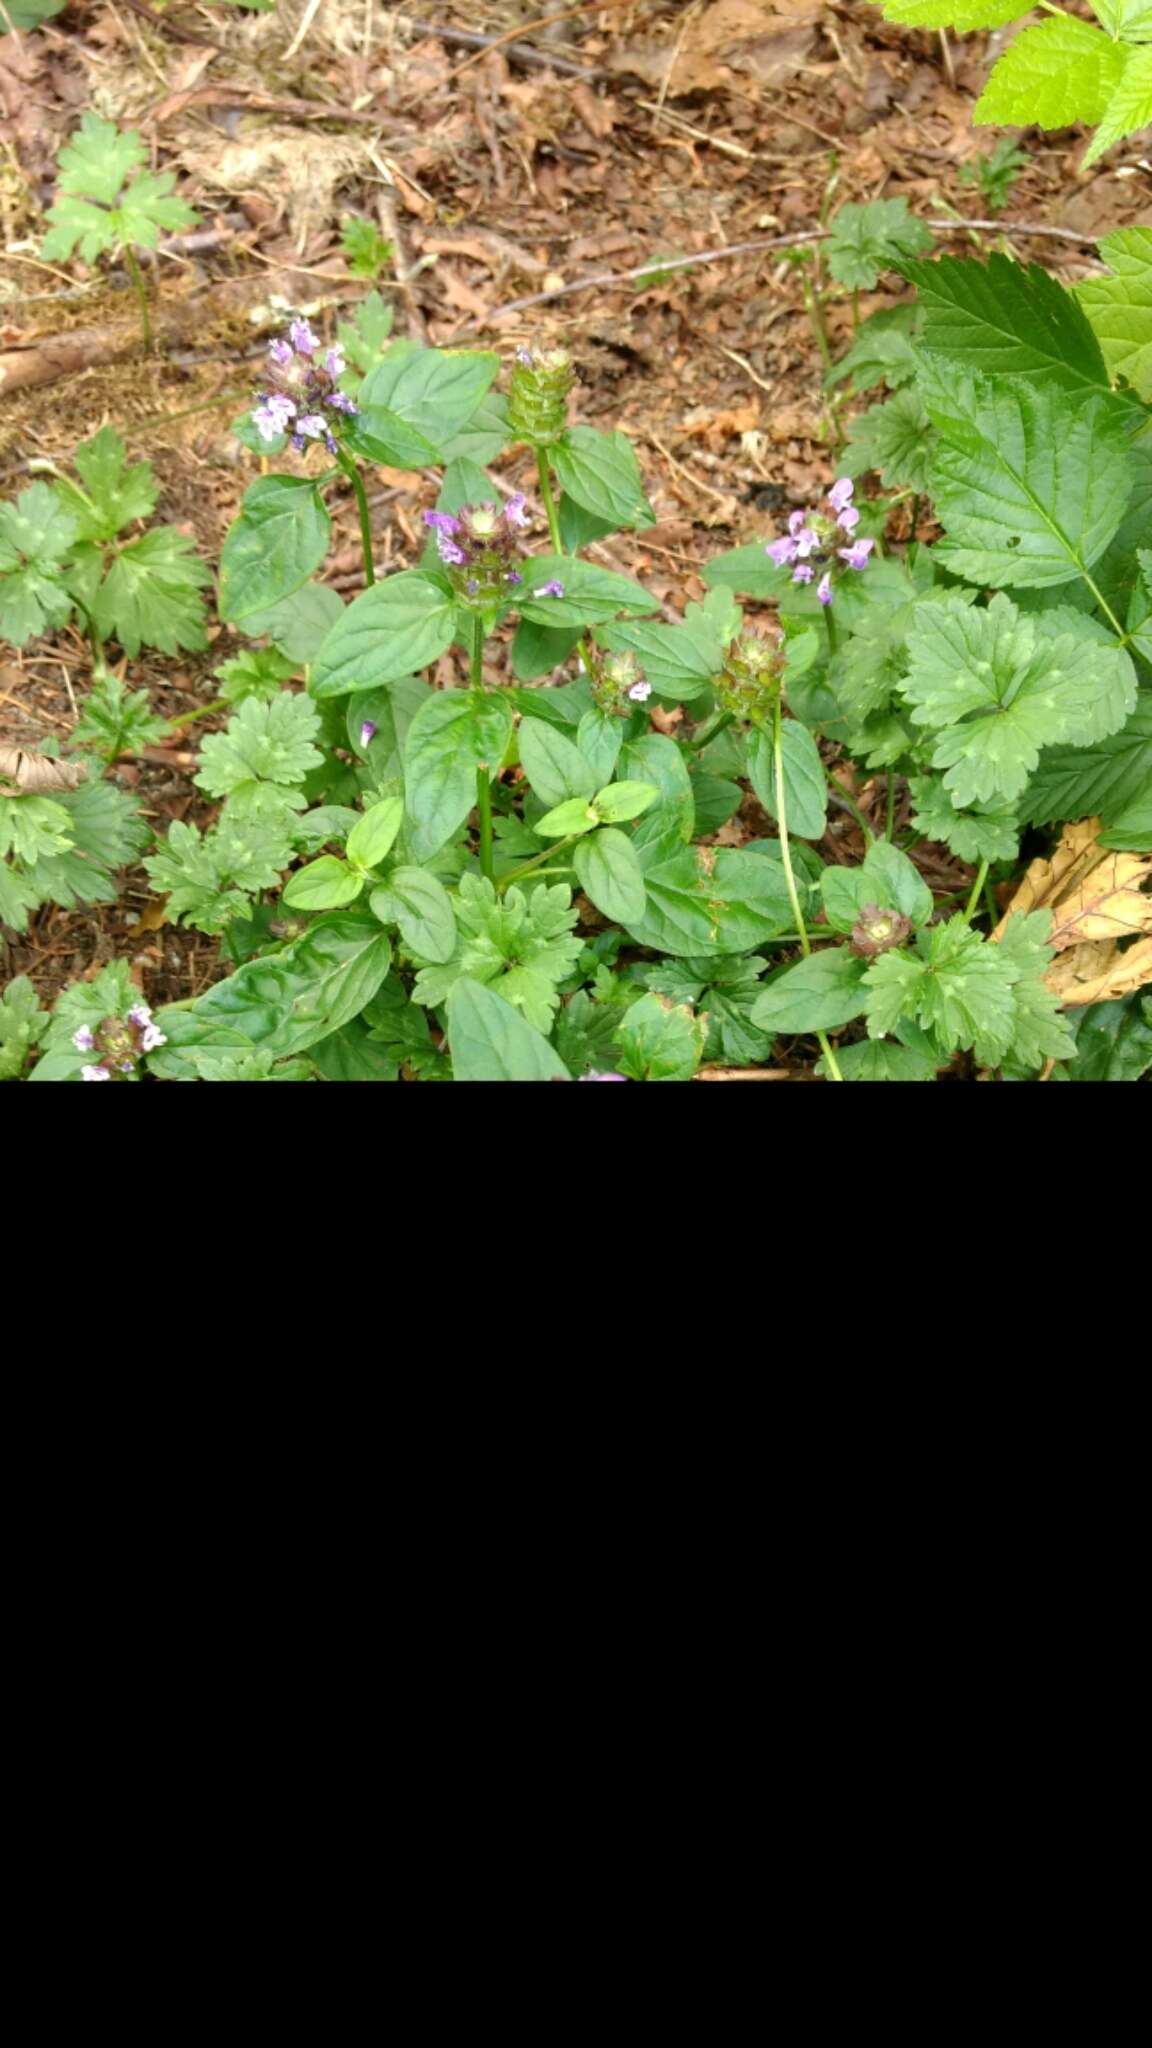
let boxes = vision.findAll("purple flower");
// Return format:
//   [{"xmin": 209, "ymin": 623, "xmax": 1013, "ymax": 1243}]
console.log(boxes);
[
  {"xmin": 140, "ymin": 1023, "xmax": 167, "ymax": 1053},
  {"xmin": 836, "ymin": 503, "xmax": 860, "ymax": 534},
  {"xmin": 766, "ymin": 535, "xmax": 798, "ymax": 567},
  {"xmin": 533, "ymin": 579, "xmax": 565, "ymax": 598},
  {"xmin": 838, "ymin": 538, "xmax": 874, "ymax": 571},
  {"xmin": 424, "ymin": 510, "xmax": 461, "ymax": 534},
  {"xmin": 288, "ymin": 318, "xmax": 319, "ymax": 355},
  {"xmin": 253, "ymin": 394, "xmax": 296, "ymax": 441},
  {"xmin": 828, "ymin": 478, "xmax": 854, "ymax": 514},
  {"xmin": 436, "ymin": 534, "xmax": 467, "ymax": 566},
  {"xmin": 268, "ymin": 338, "xmax": 294, "ymax": 368},
  {"xmin": 627, "ymin": 679, "xmax": 653, "ymax": 702},
  {"xmin": 466, "ymin": 578, "xmax": 479, "ymax": 595},
  {"xmin": 515, "ymin": 346, "xmax": 533, "ymax": 367},
  {"xmin": 504, "ymin": 492, "xmax": 529, "ymax": 528},
  {"xmin": 505, "ymin": 570, "xmax": 524, "ymax": 585},
  {"xmin": 325, "ymin": 344, "xmax": 346, "ymax": 377},
  {"xmin": 359, "ymin": 719, "xmax": 377, "ymax": 749},
  {"xmin": 295, "ymin": 413, "xmax": 329, "ymax": 441},
  {"xmin": 793, "ymin": 526, "xmax": 819, "ymax": 559},
  {"xmin": 817, "ymin": 573, "xmax": 833, "ymax": 605},
  {"xmin": 127, "ymin": 1003, "xmax": 151, "ymax": 1029},
  {"xmin": 81, "ymin": 1065, "xmax": 111, "ymax": 1082},
  {"xmin": 792, "ymin": 563, "xmax": 814, "ymax": 585},
  {"xmin": 788, "ymin": 509, "xmax": 808, "ymax": 535},
  {"xmin": 580, "ymin": 1071, "xmax": 627, "ymax": 1081},
  {"xmin": 328, "ymin": 392, "xmax": 359, "ymax": 416},
  {"xmin": 72, "ymin": 1024, "xmax": 95, "ymax": 1052},
  {"xmin": 119, "ymin": 1061, "xmax": 135, "ymax": 1074}
]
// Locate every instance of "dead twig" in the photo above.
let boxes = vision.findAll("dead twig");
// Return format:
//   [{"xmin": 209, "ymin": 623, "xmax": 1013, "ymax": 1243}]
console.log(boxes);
[
  {"xmin": 466, "ymin": 219, "xmax": 1106, "ymax": 326},
  {"xmin": 396, "ymin": 15, "xmax": 605, "ymax": 80}
]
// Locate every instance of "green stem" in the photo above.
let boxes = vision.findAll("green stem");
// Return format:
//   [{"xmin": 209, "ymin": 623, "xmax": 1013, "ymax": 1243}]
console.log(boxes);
[
  {"xmin": 337, "ymin": 447, "xmax": 375, "ymax": 586},
  {"xmin": 984, "ymin": 875, "xmax": 999, "ymax": 933},
  {"xmin": 687, "ymin": 708, "xmax": 734, "ymax": 754},
  {"xmin": 909, "ymin": 493, "xmax": 920, "ymax": 543},
  {"xmin": 470, "ymin": 617, "xmax": 495, "ymax": 881},
  {"xmin": 803, "ymin": 279, "xmax": 833, "ymax": 379},
  {"xmin": 165, "ymin": 697, "xmax": 228, "ymax": 731},
  {"xmin": 852, "ymin": 286, "xmax": 860, "ymax": 333},
  {"xmin": 535, "ymin": 447, "xmax": 563, "ymax": 553},
  {"xmin": 497, "ymin": 831, "xmax": 583, "ymax": 895},
  {"xmin": 123, "ymin": 244, "xmax": 152, "ymax": 352},
  {"xmin": 828, "ymin": 782, "xmax": 873, "ymax": 846},
  {"xmin": 1081, "ymin": 570, "xmax": 1125, "ymax": 639},
  {"xmin": 774, "ymin": 697, "xmax": 842, "ymax": 1081},
  {"xmin": 885, "ymin": 769, "xmax": 896, "ymax": 842},
  {"xmin": 824, "ymin": 603, "xmax": 839, "ymax": 655},
  {"xmin": 963, "ymin": 857, "xmax": 989, "ymax": 924}
]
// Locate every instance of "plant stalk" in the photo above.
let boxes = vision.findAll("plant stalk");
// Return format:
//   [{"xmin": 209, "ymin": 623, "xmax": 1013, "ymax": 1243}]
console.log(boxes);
[
  {"xmin": 963, "ymin": 857, "xmax": 990, "ymax": 924},
  {"xmin": 774, "ymin": 697, "xmax": 842, "ymax": 1080},
  {"xmin": 336, "ymin": 447, "xmax": 376, "ymax": 586}
]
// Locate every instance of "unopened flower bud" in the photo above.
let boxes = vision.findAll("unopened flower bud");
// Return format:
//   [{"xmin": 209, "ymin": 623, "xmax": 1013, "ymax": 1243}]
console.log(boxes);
[
  {"xmin": 849, "ymin": 904, "xmax": 913, "ymax": 960},
  {"xmin": 507, "ymin": 343, "xmax": 575, "ymax": 445}
]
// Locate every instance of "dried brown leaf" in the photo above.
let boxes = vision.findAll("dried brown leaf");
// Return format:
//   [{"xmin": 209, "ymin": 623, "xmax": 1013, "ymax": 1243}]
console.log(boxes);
[
  {"xmin": 995, "ymin": 817, "xmax": 1152, "ymax": 1007},
  {"xmin": 0, "ymin": 744, "xmax": 87, "ymax": 794}
]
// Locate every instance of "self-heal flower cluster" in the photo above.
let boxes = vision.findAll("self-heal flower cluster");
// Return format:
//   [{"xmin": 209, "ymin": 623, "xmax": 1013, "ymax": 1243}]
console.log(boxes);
[
  {"xmin": 766, "ymin": 478, "xmax": 874, "ymax": 606},
  {"xmin": 252, "ymin": 320, "xmax": 358, "ymax": 454},
  {"xmin": 74, "ymin": 1002, "xmax": 167, "ymax": 1081},
  {"xmin": 586, "ymin": 646, "xmax": 652, "ymax": 720},
  {"xmin": 506, "ymin": 344, "xmax": 575, "ymax": 445},
  {"xmin": 714, "ymin": 628, "xmax": 784, "ymax": 728},
  {"xmin": 424, "ymin": 497, "xmax": 530, "ymax": 613}
]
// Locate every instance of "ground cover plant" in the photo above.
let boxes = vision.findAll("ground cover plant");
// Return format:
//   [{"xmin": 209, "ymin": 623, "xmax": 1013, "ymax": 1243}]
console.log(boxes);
[{"xmin": 1, "ymin": 2, "xmax": 1149, "ymax": 1082}]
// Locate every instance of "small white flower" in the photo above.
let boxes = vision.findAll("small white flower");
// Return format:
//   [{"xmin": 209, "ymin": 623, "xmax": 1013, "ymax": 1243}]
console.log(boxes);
[
  {"xmin": 81, "ymin": 1064, "xmax": 111, "ymax": 1082},
  {"xmin": 72, "ymin": 1024, "xmax": 95, "ymax": 1052},
  {"xmin": 140, "ymin": 1024, "xmax": 167, "ymax": 1053}
]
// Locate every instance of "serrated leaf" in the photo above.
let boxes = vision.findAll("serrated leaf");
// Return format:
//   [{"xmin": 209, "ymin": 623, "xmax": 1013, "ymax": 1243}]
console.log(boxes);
[
  {"xmin": 310, "ymin": 571, "xmax": 456, "ymax": 698},
  {"xmin": 826, "ymin": 198, "xmax": 933, "ymax": 291},
  {"xmin": 219, "ymin": 477, "xmax": 331, "ymax": 624},
  {"xmin": 49, "ymin": 112, "xmax": 145, "ymax": 207},
  {"xmin": 403, "ymin": 688, "xmax": 514, "ymax": 861},
  {"xmin": 195, "ymin": 692, "xmax": 323, "ymax": 798},
  {"xmin": 1074, "ymin": 227, "xmax": 1152, "ymax": 402},
  {"xmin": 1082, "ymin": 45, "xmax": 1152, "ymax": 166},
  {"xmin": 615, "ymin": 994, "xmax": 705, "ymax": 1081},
  {"xmin": 551, "ymin": 427, "xmax": 655, "ymax": 531},
  {"xmin": 907, "ymin": 774, "xmax": 1021, "ymax": 862},
  {"xmin": 921, "ymin": 371, "xmax": 1134, "ymax": 589},
  {"xmin": 842, "ymin": 388, "xmax": 937, "ymax": 492},
  {"xmin": 828, "ymin": 309, "xmax": 920, "ymax": 394},
  {"xmin": 336, "ymin": 290, "xmax": 395, "ymax": 375},
  {"xmin": 89, "ymin": 526, "xmax": 210, "ymax": 656},
  {"xmin": 0, "ymin": 975, "xmax": 47, "ymax": 1081},
  {"xmin": 900, "ymin": 253, "xmax": 1110, "ymax": 393},
  {"xmin": 901, "ymin": 592, "xmax": 1137, "ymax": 804},
  {"xmin": 974, "ymin": 18, "xmax": 1128, "ymax": 129},
  {"xmin": 864, "ymin": 917, "xmax": 1016, "ymax": 1063},
  {"xmin": 820, "ymin": 840, "xmax": 933, "ymax": 933},
  {"xmin": 415, "ymin": 873, "xmax": 581, "ymax": 1031},
  {"xmin": 0, "ymin": 481, "xmax": 77, "ymax": 644},
  {"xmin": 1090, "ymin": 0, "xmax": 1152, "ymax": 35},
  {"xmin": 55, "ymin": 426, "xmax": 158, "ymax": 541},
  {"xmin": 1023, "ymin": 690, "xmax": 1152, "ymax": 827},
  {"xmin": 144, "ymin": 816, "xmax": 295, "ymax": 932},
  {"xmin": 447, "ymin": 977, "xmax": 570, "ymax": 1081}
]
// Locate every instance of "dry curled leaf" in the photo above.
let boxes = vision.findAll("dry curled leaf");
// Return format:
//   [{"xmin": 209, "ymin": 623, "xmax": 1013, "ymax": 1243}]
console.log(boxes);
[
  {"xmin": 995, "ymin": 817, "xmax": 1152, "ymax": 1007},
  {"xmin": 0, "ymin": 744, "xmax": 87, "ymax": 795}
]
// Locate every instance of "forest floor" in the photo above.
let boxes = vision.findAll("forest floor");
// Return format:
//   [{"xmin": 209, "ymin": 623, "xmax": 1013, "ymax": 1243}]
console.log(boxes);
[{"xmin": 1, "ymin": 0, "xmax": 1150, "ymax": 1024}]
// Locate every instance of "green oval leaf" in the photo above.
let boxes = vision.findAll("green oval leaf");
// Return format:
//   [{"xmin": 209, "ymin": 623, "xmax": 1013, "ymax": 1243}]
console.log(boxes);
[
  {"xmin": 219, "ymin": 477, "xmax": 331, "ymax": 623},
  {"xmin": 346, "ymin": 796, "xmax": 404, "ymax": 871},
  {"xmin": 573, "ymin": 827, "xmax": 646, "ymax": 923},
  {"xmin": 311, "ymin": 570, "xmax": 457, "ymax": 698},
  {"xmin": 282, "ymin": 855, "xmax": 364, "ymax": 910}
]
